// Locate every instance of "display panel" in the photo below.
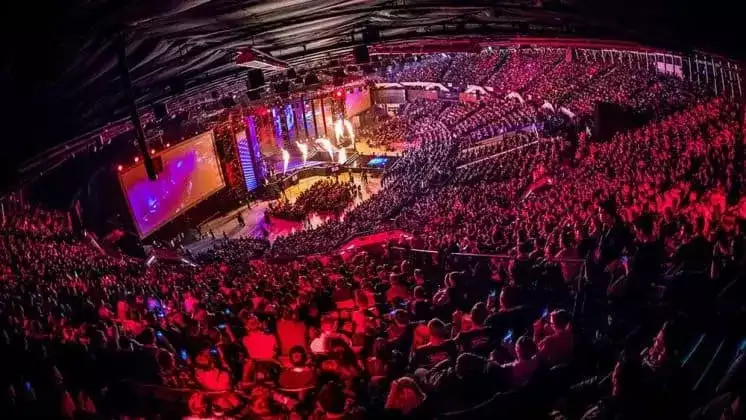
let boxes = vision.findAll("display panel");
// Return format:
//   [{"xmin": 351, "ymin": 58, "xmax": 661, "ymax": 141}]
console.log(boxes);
[
  {"xmin": 372, "ymin": 89, "xmax": 407, "ymax": 104},
  {"xmin": 119, "ymin": 131, "xmax": 225, "ymax": 238},
  {"xmin": 345, "ymin": 88, "xmax": 372, "ymax": 116}
]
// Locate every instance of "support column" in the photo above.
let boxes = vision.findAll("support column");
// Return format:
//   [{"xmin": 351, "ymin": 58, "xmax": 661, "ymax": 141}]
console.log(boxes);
[
  {"xmin": 320, "ymin": 96, "xmax": 328, "ymax": 137},
  {"xmin": 310, "ymin": 97, "xmax": 319, "ymax": 138},
  {"xmin": 301, "ymin": 96, "xmax": 310, "ymax": 139},
  {"xmin": 115, "ymin": 33, "xmax": 157, "ymax": 180},
  {"xmin": 279, "ymin": 103, "xmax": 292, "ymax": 150}
]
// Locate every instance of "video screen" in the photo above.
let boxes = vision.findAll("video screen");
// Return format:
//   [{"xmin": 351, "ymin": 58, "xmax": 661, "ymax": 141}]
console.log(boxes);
[
  {"xmin": 367, "ymin": 157, "xmax": 390, "ymax": 168},
  {"xmin": 345, "ymin": 88, "xmax": 372, "ymax": 116},
  {"xmin": 119, "ymin": 131, "xmax": 225, "ymax": 238}
]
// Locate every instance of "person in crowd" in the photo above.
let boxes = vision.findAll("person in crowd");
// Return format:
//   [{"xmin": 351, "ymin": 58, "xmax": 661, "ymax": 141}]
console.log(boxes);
[{"xmin": 534, "ymin": 309, "xmax": 574, "ymax": 367}]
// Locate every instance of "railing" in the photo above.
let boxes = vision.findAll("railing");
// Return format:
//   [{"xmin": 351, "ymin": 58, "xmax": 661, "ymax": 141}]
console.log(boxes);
[{"xmin": 389, "ymin": 245, "xmax": 586, "ymax": 263}]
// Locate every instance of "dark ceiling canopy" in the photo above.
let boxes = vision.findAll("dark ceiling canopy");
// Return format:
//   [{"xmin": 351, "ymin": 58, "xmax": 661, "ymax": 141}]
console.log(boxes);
[{"xmin": 0, "ymin": 0, "xmax": 740, "ymax": 181}]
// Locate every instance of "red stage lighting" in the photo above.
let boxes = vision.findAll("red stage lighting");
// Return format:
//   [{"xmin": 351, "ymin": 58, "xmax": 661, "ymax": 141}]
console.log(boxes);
[
  {"xmin": 117, "ymin": 165, "xmax": 123, "ymax": 172},
  {"xmin": 134, "ymin": 156, "xmax": 139, "ymax": 163},
  {"xmin": 165, "ymin": 143, "xmax": 171, "ymax": 148},
  {"xmin": 336, "ymin": 90, "xmax": 344, "ymax": 98}
]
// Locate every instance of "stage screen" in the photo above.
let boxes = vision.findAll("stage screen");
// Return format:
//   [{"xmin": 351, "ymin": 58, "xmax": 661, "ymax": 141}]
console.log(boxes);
[
  {"xmin": 373, "ymin": 89, "xmax": 407, "ymax": 104},
  {"xmin": 345, "ymin": 88, "xmax": 372, "ymax": 116},
  {"xmin": 119, "ymin": 131, "xmax": 224, "ymax": 238}
]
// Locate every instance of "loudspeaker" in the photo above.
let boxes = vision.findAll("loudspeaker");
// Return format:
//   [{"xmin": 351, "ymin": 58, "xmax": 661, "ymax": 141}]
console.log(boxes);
[
  {"xmin": 221, "ymin": 96, "xmax": 236, "ymax": 108},
  {"xmin": 275, "ymin": 81, "xmax": 290, "ymax": 93},
  {"xmin": 353, "ymin": 45, "xmax": 370, "ymax": 64},
  {"xmin": 168, "ymin": 77, "xmax": 185, "ymax": 94},
  {"xmin": 153, "ymin": 103, "xmax": 168, "ymax": 120},
  {"xmin": 362, "ymin": 27, "xmax": 380, "ymax": 43},
  {"xmin": 248, "ymin": 90, "xmax": 262, "ymax": 101},
  {"xmin": 305, "ymin": 74, "xmax": 320, "ymax": 86},
  {"xmin": 333, "ymin": 69, "xmax": 345, "ymax": 86},
  {"xmin": 247, "ymin": 69, "xmax": 265, "ymax": 89}
]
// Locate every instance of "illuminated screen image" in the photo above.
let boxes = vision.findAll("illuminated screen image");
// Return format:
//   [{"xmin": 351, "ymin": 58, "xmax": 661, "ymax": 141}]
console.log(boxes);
[
  {"xmin": 345, "ymin": 88, "xmax": 372, "ymax": 116},
  {"xmin": 119, "ymin": 131, "xmax": 225, "ymax": 238},
  {"xmin": 367, "ymin": 157, "xmax": 390, "ymax": 168}
]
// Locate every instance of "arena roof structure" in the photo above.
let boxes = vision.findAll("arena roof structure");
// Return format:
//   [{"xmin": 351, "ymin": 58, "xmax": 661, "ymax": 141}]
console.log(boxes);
[{"xmin": 0, "ymin": 0, "xmax": 739, "ymax": 187}]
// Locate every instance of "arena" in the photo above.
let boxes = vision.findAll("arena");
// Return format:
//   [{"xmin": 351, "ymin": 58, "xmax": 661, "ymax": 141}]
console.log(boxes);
[{"xmin": 1, "ymin": 1, "xmax": 745, "ymax": 419}]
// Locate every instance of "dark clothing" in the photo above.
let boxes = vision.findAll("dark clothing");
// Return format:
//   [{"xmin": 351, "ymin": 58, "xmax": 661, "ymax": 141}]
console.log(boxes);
[
  {"xmin": 410, "ymin": 300, "xmax": 433, "ymax": 322},
  {"xmin": 455, "ymin": 327, "xmax": 494, "ymax": 356},
  {"xmin": 510, "ymin": 257, "xmax": 534, "ymax": 288},
  {"xmin": 599, "ymin": 221, "xmax": 633, "ymax": 265},
  {"xmin": 675, "ymin": 235, "xmax": 713, "ymax": 272},
  {"xmin": 629, "ymin": 240, "xmax": 665, "ymax": 285},
  {"xmin": 411, "ymin": 340, "xmax": 458, "ymax": 369},
  {"xmin": 484, "ymin": 306, "xmax": 539, "ymax": 338},
  {"xmin": 425, "ymin": 361, "xmax": 508, "ymax": 413}
]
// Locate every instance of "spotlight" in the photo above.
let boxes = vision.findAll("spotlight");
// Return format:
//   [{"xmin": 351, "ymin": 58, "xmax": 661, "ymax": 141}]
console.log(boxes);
[
  {"xmin": 150, "ymin": 149, "xmax": 156, "ymax": 155},
  {"xmin": 117, "ymin": 165, "xmax": 123, "ymax": 172},
  {"xmin": 134, "ymin": 157, "xmax": 139, "ymax": 163},
  {"xmin": 165, "ymin": 143, "xmax": 171, "ymax": 147}
]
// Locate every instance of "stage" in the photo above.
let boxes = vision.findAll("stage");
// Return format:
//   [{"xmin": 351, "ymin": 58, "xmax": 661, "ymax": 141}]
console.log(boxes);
[{"xmin": 185, "ymin": 171, "xmax": 381, "ymax": 255}]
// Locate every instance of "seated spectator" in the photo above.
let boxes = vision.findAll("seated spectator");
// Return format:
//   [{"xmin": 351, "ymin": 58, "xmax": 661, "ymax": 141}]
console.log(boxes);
[
  {"xmin": 279, "ymin": 346, "xmax": 317, "ymax": 391},
  {"xmin": 455, "ymin": 302, "xmax": 493, "ymax": 356},
  {"xmin": 383, "ymin": 377, "xmax": 432, "ymax": 419},
  {"xmin": 242, "ymin": 315, "xmax": 278, "ymax": 360},
  {"xmin": 411, "ymin": 319, "xmax": 458, "ymax": 369},
  {"xmin": 534, "ymin": 309, "xmax": 574, "ymax": 366},
  {"xmin": 501, "ymin": 336, "xmax": 540, "ymax": 388}
]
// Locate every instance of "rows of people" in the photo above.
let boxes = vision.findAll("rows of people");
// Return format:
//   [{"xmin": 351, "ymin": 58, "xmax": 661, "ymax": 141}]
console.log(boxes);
[
  {"xmin": 267, "ymin": 179, "xmax": 359, "ymax": 221},
  {"xmin": 3, "ymin": 49, "xmax": 745, "ymax": 420}
]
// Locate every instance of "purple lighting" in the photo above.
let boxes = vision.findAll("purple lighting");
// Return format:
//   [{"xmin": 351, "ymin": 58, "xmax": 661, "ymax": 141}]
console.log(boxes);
[{"xmin": 119, "ymin": 132, "xmax": 225, "ymax": 238}]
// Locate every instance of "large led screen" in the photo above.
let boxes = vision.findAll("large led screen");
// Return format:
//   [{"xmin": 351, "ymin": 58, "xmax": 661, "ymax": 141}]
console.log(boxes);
[
  {"xmin": 119, "ymin": 131, "xmax": 225, "ymax": 238},
  {"xmin": 345, "ymin": 88, "xmax": 372, "ymax": 116}
]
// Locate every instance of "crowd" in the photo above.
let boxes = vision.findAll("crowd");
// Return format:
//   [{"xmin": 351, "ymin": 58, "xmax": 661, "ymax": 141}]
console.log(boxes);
[
  {"xmin": 442, "ymin": 52, "xmax": 504, "ymax": 86},
  {"xmin": 2, "ymin": 50, "xmax": 745, "ymax": 420},
  {"xmin": 268, "ymin": 179, "xmax": 359, "ymax": 221},
  {"xmin": 390, "ymin": 55, "xmax": 453, "ymax": 83}
]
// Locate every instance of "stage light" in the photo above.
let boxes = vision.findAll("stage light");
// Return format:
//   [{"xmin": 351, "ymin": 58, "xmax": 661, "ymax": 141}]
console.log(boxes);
[
  {"xmin": 150, "ymin": 149, "xmax": 156, "ymax": 155},
  {"xmin": 338, "ymin": 147, "xmax": 347, "ymax": 164},
  {"xmin": 334, "ymin": 118, "xmax": 356, "ymax": 148},
  {"xmin": 165, "ymin": 143, "xmax": 171, "ymax": 147},
  {"xmin": 336, "ymin": 90, "xmax": 343, "ymax": 98},
  {"xmin": 334, "ymin": 119, "xmax": 344, "ymax": 143},
  {"xmin": 134, "ymin": 157, "xmax": 139, "ymax": 163},
  {"xmin": 296, "ymin": 142, "xmax": 308, "ymax": 162},
  {"xmin": 343, "ymin": 119, "xmax": 355, "ymax": 147},
  {"xmin": 315, "ymin": 138, "xmax": 335, "ymax": 160},
  {"xmin": 281, "ymin": 148, "xmax": 290, "ymax": 174},
  {"xmin": 117, "ymin": 165, "xmax": 123, "ymax": 172}
]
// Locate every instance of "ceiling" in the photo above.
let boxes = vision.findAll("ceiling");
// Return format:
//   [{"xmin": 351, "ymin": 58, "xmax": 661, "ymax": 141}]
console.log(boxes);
[{"xmin": 0, "ymin": 0, "xmax": 740, "ymax": 182}]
